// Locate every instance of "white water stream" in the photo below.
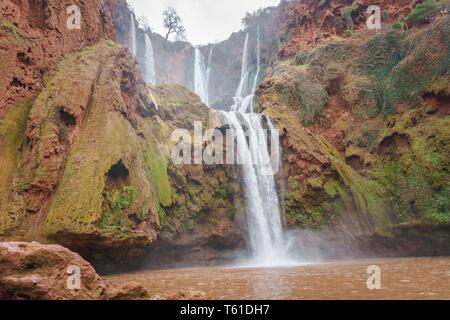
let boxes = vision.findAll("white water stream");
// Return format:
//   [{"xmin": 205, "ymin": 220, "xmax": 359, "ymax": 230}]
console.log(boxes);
[
  {"xmin": 129, "ymin": 13, "xmax": 137, "ymax": 57},
  {"xmin": 142, "ymin": 34, "xmax": 156, "ymax": 84},
  {"xmin": 194, "ymin": 47, "xmax": 209, "ymax": 105},
  {"xmin": 220, "ymin": 28, "xmax": 292, "ymax": 266}
]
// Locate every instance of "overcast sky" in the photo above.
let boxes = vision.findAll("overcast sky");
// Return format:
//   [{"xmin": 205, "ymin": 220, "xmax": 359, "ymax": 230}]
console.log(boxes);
[{"xmin": 127, "ymin": 0, "xmax": 280, "ymax": 45}]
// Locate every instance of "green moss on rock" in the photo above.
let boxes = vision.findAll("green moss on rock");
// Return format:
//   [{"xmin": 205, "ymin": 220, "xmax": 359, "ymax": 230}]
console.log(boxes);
[
  {"xmin": 258, "ymin": 17, "xmax": 449, "ymax": 237},
  {"xmin": 0, "ymin": 101, "xmax": 31, "ymax": 233},
  {"xmin": 274, "ymin": 67, "xmax": 329, "ymax": 126},
  {"xmin": 0, "ymin": 18, "xmax": 21, "ymax": 40}
]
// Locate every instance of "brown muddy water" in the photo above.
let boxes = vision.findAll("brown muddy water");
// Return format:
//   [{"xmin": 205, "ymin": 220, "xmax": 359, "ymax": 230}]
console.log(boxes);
[{"xmin": 106, "ymin": 257, "xmax": 450, "ymax": 299}]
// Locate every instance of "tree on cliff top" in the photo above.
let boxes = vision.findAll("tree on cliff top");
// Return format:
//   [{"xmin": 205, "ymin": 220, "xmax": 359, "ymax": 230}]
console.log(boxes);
[
  {"xmin": 163, "ymin": 7, "xmax": 186, "ymax": 41},
  {"xmin": 241, "ymin": 7, "xmax": 273, "ymax": 30}
]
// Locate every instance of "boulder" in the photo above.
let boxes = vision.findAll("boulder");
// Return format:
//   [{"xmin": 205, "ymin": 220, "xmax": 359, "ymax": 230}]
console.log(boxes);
[{"xmin": 0, "ymin": 241, "xmax": 149, "ymax": 300}]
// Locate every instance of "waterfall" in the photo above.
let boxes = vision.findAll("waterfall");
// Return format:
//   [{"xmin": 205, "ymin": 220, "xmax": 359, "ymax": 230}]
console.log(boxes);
[
  {"xmin": 220, "ymin": 112, "xmax": 285, "ymax": 263},
  {"xmin": 250, "ymin": 26, "xmax": 261, "ymax": 98},
  {"xmin": 235, "ymin": 33, "xmax": 251, "ymax": 99},
  {"xmin": 194, "ymin": 47, "xmax": 209, "ymax": 105},
  {"xmin": 142, "ymin": 34, "xmax": 156, "ymax": 84},
  {"xmin": 220, "ymin": 27, "xmax": 290, "ymax": 265},
  {"xmin": 231, "ymin": 28, "xmax": 261, "ymax": 113},
  {"xmin": 129, "ymin": 13, "xmax": 137, "ymax": 56},
  {"xmin": 206, "ymin": 47, "xmax": 214, "ymax": 105}
]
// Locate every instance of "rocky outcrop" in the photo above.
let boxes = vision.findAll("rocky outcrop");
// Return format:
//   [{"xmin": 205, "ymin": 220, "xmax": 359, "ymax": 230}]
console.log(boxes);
[
  {"xmin": 277, "ymin": 0, "xmax": 417, "ymax": 58},
  {"xmin": 138, "ymin": 85, "xmax": 245, "ymax": 269},
  {"xmin": 0, "ymin": 39, "xmax": 245, "ymax": 266},
  {"xmin": 0, "ymin": 0, "xmax": 115, "ymax": 117},
  {"xmin": 0, "ymin": 41, "xmax": 163, "ymax": 260},
  {"xmin": 0, "ymin": 241, "xmax": 149, "ymax": 300},
  {"xmin": 257, "ymin": 14, "xmax": 449, "ymax": 247}
]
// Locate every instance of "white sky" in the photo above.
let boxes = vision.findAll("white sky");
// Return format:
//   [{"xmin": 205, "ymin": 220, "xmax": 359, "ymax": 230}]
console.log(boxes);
[{"xmin": 127, "ymin": 0, "xmax": 280, "ymax": 45}]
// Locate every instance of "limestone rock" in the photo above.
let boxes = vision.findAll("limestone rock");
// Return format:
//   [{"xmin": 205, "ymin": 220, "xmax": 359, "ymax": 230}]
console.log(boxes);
[{"xmin": 0, "ymin": 241, "xmax": 149, "ymax": 300}]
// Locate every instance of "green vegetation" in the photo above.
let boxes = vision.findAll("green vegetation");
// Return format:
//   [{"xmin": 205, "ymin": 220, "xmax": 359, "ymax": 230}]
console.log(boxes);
[
  {"xmin": 343, "ymin": 2, "xmax": 359, "ymax": 31},
  {"xmin": 106, "ymin": 186, "xmax": 136, "ymax": 213},
  {"xmin": 0, "ymin": 18, "xmax": 21, "ymax": 40},
  {"xmin": 259, "ymin": 13, "xmax": 449, "ymax": 234},
  {"xmin": 382, "ymin": 18, "xmax": 449, "ymax": 115},
  {"xmin": 0, "ymin": 101, "xmax": 31, "ymax": 232},
  {"xmin": 145, "ymin": 144, "xmax": 172, "ymax": 207},
  {"xmin": 432, "ymin": 185, "xmax": 450, "ymax": 224},
  {"xmin": 344, "ymin": 30, "xmax": 353, "ymax": 38},
  {"xmin": 406, "ymin": 0, "xmax": 440, "ymax": 25},
  {"xmin": 241, "ymin": 7, "xmax": 271, "ymax": 29},
  {"xmin": 294, "ymin": 49, "xmax": 313, "ymax": 66},
  {"xmin": 392, "ymin": 21, "xmax": 404, "ymax": 30},
  {"xmin": 364, "ymin": 31, "xmax": 404, "ymax": 115},
  {"xmin": 275, "ymin": 68, "xmax": 329, "ymax": 126},
  {"xmin": 96, "ymin": 186, "xmax": 139, "ymax": 235}
]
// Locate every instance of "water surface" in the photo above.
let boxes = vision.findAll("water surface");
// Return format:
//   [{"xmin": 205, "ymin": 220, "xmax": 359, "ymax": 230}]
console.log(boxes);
[{"xmin": 107, "ymin": 257, "xmax": 450, "ymax": 299}]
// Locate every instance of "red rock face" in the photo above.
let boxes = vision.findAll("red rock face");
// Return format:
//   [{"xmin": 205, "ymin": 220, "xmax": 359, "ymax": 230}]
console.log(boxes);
[
  {"xmin": 0, "ymin": 0, "xmax": 115, "ymax": 117},
  {"xmin": 277, "ymin": 0, "xmax": 416, "ymax": 58},
  {"xmin": 0, "ymin": 241, "xmax": 149, "ymax": 300}
]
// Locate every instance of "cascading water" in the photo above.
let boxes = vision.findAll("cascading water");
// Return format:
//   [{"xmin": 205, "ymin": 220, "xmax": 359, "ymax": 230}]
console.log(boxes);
[
  {"xmin": 129, "ymin": 13, "xmax": 137, "ymax": 57},
  {"xmin": 194, "ymin": 47, "xmax": 209, "ymax": 105},
  {"xmin": 142, "ymin": 34, "xmax": 156, "ymax": 84},
  {"xmin": 206, "ymin": 47, "xmax": 214, "ymax": 105},
  {"xmin": 220, "ymin": 112, "xmax": 286, "ymax": 263},
  {"xmin": 235, "ymin": 33, "xmax": 251, "ymax": 99},
  {"xmin": 220, "ymin": 28, "xmax": 291, "ymax": 266},
  {"xmin": 231, "ymin": 27, "xmax": 261, "ymax": 113},
  {"xmin": 250, "ymin": 26, "xmax": 261, "ymax": 101}
]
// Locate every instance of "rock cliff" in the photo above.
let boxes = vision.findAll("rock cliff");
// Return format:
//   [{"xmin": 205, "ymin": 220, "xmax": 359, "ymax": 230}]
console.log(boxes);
[
  {"xmin": 0, "ymin": 0, "xmax": 449, "ymax": 272},
  {"xmin": 0, "ymin": 0, "xmax": 115, "ymax": 117},
  {"xmin": 257, "ymin": 8, "xmax": 449, "ymax": 256},
  {"xmin": 0, "ymin": 40, "xmax": 244, "ymax": 264}
]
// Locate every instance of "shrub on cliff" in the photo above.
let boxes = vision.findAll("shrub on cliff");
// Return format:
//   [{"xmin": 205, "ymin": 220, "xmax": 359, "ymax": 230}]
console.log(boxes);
[
  {"xmin": 406, "ymin": 0, "xmax": 440, "ymax": 25},
  {"xmin": 392, "ymin": 21, "xmax": 404, "ymax": 30},
  {"xmin": 0, "ymin": 18, "xmax": 21, "ymax": 40},
  {"xmin": 294, "ymin": 49, "xmax": 313, "ymax": 65},
  {"xmin": 275, "ymin": 69, "xmax": 329, "ymax": 126},
  {"xmin": 364, "ymin": 31, "xmax": 404, "ymax": 115},
  {"xmin": 343, "ymin": 2, "xmax": 359, "ymax": 31}
]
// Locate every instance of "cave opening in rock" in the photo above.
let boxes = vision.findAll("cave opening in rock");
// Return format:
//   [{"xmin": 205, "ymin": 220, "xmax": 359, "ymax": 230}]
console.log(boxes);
[
  {"xmin": 106, "ymin": 160, "xmax": 130, "ymax": 189},
  {"xmin": 59, "ymin": 108, "xmax": 76, "ymax": 127}
]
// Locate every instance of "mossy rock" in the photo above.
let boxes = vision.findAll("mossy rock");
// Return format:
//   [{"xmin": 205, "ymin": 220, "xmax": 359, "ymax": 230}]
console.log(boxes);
[
  {"xmin": 0, "ymin": 101, "xmax": 31, "ymax": 233},
  {"xmin": 40, "ymin": 43, "xmax": 170, "ymax": 247},
  {"xmin": 273, "ymin": 66, "xmax": 329, "ymax": 126},
  {"xmin": 0, "ymin": 41, "xmax": 175, "ymax": 255},
  {"xmin": 257, "ymin": 18, "xmax": 450, "ymax": 236}
]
